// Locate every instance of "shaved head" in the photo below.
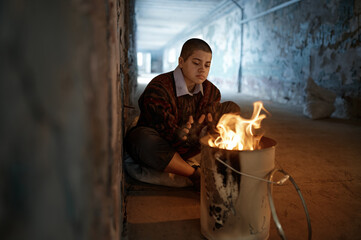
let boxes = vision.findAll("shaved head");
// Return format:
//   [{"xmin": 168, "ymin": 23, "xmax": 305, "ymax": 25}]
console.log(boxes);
[{"xmin": 180, "ymin": 38, "xmax": 212, "ymax": 61}]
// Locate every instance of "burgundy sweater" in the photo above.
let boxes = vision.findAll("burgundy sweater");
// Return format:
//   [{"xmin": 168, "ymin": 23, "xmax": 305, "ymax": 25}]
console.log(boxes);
[{"xmin": 137, "ymin": 71, "xmax": 221, "ymax": 158}]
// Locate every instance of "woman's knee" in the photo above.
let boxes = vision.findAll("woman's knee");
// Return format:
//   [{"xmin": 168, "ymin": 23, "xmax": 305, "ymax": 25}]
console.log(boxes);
[
  {"xmin": 124, "ymin": 126, "xmax": 175, "ymax": 171},
  {"xmin": 126, "ymin": 126, "xmax": 163, "ymax": 153},
  {"xmin": 222, "ymin": 101, "xmax": 241, "ymax": 114}
]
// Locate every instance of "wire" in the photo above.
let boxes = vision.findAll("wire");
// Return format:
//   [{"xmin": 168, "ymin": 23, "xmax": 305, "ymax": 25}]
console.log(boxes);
[
  {"xmin": 214, "ymin": 153, "xmax": 289, "ymax": 185},
  {"xmin": 268, "ymin": 169, "xmax": 312, "ymax": 240},
  {"xmin": 214, "ymin": 153, "xmax": 312, "ymax": 240}
]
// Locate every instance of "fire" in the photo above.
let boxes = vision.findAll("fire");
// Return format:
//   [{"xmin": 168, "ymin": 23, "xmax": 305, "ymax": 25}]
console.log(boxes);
[{"xmin": 208, "ymin": 101, "xmax": 268, "ymax": 151}]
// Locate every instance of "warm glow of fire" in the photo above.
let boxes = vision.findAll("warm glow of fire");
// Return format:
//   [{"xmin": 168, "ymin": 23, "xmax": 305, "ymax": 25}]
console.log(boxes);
[{"xmin": 208, "ymin": 101, "xmax": 268, "ymax": 151}]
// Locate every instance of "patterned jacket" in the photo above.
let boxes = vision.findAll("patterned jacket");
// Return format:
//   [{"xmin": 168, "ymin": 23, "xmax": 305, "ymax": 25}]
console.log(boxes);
[{"xmin": 137, "ymin": 71, "xmax": 222, "ymax": 159}]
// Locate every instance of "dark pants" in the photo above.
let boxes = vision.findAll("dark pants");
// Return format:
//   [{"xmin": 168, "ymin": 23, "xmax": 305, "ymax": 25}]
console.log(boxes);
[
  {"xmin": 124, "ymin": 101, "xmax": 240, "ymax": 171},
  {"xmin": 124, "ymin": 126, "xmax": 176, "ymax": 171}
]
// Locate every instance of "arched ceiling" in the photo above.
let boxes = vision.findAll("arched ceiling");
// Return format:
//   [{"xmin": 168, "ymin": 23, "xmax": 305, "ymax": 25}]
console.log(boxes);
[{"xmin": 135, "ymin": 0, "xmax": 228, "ymax": 52}]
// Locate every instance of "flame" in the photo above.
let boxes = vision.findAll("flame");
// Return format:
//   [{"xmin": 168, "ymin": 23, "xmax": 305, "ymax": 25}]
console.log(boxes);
[{"xmin": 208, "ymin": 101, "xmax": 268, "ymax": 151}]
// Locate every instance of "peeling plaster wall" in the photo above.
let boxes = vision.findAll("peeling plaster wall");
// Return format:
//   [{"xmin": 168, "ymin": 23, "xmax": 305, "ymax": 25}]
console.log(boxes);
[
  {"xmin": 241, "ymin": 0, "xmax": 361, "ymax": 117},
  {"xmin": 204, "ymin": 10, "xmax": 241, "ymax": 91},
  {"xmin": 0, "ymin": 0, "xmax": 136, "ymax": 239}
]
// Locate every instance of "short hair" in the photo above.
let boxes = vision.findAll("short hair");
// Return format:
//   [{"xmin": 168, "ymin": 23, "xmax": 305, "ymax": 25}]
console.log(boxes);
[{"xmin": 180, "ymin": 38, "xmax": 212, "ymax": 61}]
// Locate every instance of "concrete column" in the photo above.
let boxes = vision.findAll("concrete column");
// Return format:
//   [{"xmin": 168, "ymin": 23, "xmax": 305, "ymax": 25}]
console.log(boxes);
[{"xmin": 0, "ymin": 0, "xmax": 136, "ymax": 239}]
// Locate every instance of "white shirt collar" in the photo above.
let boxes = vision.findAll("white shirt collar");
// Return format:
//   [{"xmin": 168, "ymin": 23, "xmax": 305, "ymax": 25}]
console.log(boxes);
[{"xmin": 173, "ymin": 66, "xmax": 203, "ymax": 97}]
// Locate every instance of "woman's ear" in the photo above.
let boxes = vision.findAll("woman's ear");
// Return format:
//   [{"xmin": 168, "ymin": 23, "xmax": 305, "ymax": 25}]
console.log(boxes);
[{"xmin": 178, "ymin": 57, "xmax": 184, "ymax": 68}]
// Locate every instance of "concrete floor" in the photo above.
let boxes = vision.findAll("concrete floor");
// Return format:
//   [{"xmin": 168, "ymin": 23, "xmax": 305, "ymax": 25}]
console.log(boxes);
[{"xmin": 123, "ymin": 87, "xmax": 361, "ymax": 240}]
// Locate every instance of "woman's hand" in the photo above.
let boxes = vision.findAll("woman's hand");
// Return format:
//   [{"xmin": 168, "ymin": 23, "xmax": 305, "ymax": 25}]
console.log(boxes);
[
  {"xmin": 179, "ymin": 115, "xmax": 195, "ymax": 140},
  {"xmin": 183, "ymin": 114, "xmax": 214, "ymax": 145},
  {"xmin": 176, "ymin": 113, "xmax": 214, "ymax": 145}
]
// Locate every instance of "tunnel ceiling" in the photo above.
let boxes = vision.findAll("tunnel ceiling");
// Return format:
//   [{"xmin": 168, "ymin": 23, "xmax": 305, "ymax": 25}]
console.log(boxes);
[{"xmin": 135, "ymin": 0, "xmax": 226, "ymax": 52}]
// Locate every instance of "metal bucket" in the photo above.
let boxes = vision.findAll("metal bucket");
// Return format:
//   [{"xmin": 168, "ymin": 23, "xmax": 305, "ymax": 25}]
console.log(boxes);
[{"xmin": 200, "ymin": 135, "xmax": 277, "ymax": 240}]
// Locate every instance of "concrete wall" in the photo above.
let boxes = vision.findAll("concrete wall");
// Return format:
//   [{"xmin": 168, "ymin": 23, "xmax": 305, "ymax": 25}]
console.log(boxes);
[
  {"xmin": 0, "ymin": 0, "xmax": 136, "ymax": 239},
  {"xmin": 204, "ymin": 10, "xmax": 241, "ymax": 91},
  {"xmin": 241, "ymin": 0, "xmax": 361, "ymax": 118}
]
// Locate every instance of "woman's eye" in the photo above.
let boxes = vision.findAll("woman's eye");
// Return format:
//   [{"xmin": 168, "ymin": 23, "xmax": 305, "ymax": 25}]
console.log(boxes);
[{"xmin": 193, "ymin": 62, "xmax": 199, "ymax": 65}]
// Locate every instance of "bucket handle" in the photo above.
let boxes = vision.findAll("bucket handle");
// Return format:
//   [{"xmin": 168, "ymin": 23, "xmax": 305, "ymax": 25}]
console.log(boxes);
[
  {"xmin": 268, "ymin": 169, "xmax": 312, "ymax": 240},
  {"xmin": 214, "ymin": 152, "xmax": 312, "ymax": 240},
  {"xmin": 214, "ymin": 152, "xmax": 289, "ymax": 185}
]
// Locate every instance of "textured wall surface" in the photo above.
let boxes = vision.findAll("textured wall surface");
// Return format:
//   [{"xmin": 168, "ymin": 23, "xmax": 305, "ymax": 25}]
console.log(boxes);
[
  {"xmin": 241, "ymin": 0, "xmax": 361, "ymax": 117},
  {"xmin": 204, "ymin": 10, "xmax": 241, "ymax": 91},
  {"xmin": 0, "ymin": 0, "xmax": 136, "ymax": 239}
]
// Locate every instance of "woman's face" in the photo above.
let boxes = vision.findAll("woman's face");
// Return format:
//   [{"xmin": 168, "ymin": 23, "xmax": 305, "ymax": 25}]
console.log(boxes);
[{"xmin": 179, "ymin": 50, "xmax": 212, "ymax": 91}]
